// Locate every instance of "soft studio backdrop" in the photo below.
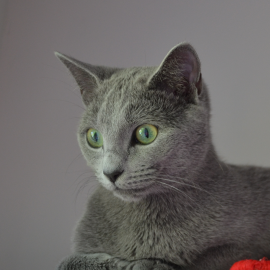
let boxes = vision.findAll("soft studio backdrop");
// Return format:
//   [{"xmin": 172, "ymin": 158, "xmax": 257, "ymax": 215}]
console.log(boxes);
[{"xmin": 1, "ymin": 1, "xmax": 270, "ymax": 270}]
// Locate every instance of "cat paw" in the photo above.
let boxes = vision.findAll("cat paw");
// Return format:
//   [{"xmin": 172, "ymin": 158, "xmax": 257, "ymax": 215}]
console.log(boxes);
[
  {"xmin": 57, "ymin": 254, "xmax": 177, "ymax": 270},
  {"xmin": 58, "ymin": 253, "xmax": 115, "ymax": 270},
  {"xmin": 120, "ymin": 259, "xmax": 155, "ymax": 270},
  {"xmin": 123, "ymin": 260, "xmax": 176, "ymax": 270},
  {"xmin": 151, "ymin": 260, "xmax": 177, "ymax": 270}
]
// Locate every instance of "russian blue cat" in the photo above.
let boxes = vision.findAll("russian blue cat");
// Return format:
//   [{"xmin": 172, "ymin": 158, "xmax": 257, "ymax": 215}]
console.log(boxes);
[{"xmin": 55, "ymin": 43, "xmax": 270, "ymax": 270}]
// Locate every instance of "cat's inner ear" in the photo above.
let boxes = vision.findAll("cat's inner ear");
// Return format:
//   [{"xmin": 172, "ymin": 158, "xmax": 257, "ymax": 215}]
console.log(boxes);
[
  {"xmin": 55, "ymin": 52, "xmax": 101, "ymax": 105},
  {"xmin": 147, "ymin": 43, "xmax": 202, "ymax": 102}
]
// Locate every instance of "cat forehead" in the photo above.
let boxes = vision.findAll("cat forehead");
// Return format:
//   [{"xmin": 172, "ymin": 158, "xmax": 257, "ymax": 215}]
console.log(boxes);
[
  {"xmin": 80, "ymin": 66, "xmax": 186, "ymax": 132},
  {"xmin": 90, "ymin": 67, "xmax": 151, "ymax": 116},
  {"xmin": 84, "ymin": 67, "xmax": 151, "ymax": 116},
  {"xmin": 103, "ymin": 66, "xmax": 154, "ymax": 92}
]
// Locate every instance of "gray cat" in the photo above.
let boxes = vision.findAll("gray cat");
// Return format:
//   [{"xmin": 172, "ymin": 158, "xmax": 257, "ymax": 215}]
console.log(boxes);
[{"xmin": 55, "ymin": 43, "xmax": 270, "ymax": 270}]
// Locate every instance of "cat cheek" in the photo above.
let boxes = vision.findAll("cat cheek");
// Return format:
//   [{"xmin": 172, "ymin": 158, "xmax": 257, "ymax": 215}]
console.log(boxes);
[
  {"xmin": 84, "ymin": 154, "xmax": 103, "ymax": 173},
  {"xmin": 99, "ymin": 175, "xmax": 115, "ymax": 191}
]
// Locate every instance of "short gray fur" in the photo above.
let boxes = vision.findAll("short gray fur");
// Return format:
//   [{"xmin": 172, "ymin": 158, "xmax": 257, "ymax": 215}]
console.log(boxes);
[{"xmin": 55, "ymin": 43, "xmax": 270, "ymax": 270}]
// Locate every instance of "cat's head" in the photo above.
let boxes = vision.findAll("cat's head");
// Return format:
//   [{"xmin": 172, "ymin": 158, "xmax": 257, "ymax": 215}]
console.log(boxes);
[{"xmin": 55, "ymin": 43, "xmax": 211, "ymax": 202}]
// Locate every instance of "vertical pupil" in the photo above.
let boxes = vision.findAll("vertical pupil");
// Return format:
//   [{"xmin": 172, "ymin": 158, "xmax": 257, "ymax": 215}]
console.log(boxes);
[
  {"xmin": 92, "ymin": 131, "xmax": 98, "ymax": 142},
  {"xmin": 144, "ymin": 128, "xmax": 149, "ymax": 138}
]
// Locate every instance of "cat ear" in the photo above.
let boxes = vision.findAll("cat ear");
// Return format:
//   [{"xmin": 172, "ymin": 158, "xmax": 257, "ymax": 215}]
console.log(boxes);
[
  {"xmin": 55, "ymin": 52, "xmax": 100, "ymax": 105},
  {"xmin": 55, "ymin": 52, "xmax": 119, "ymax": 106},
  {"xmin": 148, "ymin": 43, "xmax": 202, "ymax": 103}
]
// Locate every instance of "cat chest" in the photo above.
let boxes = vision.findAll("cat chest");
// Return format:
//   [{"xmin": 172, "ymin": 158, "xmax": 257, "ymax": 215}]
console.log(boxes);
[
  {"xmin": 112, "ymin": 212, "xmax": 202, "ymax": 266},
  {"xmin": 86, "ymin": 190, "xmax": 209, "ymax": 266}
]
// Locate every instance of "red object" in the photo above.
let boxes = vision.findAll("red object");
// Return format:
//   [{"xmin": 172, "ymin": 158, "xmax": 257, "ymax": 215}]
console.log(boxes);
[{"xmin": 230, "ymin": 257, "xmax": 270, "ymax": 270}]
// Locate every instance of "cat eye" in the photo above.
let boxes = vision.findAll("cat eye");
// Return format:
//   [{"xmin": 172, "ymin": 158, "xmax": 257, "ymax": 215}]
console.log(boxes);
[
  {"xmin": 135, "ymin": 124, "xmax": 158, "ymax": 145},
  {"xmin": 86, "ymin": 128, "xmax": 103, "ymax": 148}
]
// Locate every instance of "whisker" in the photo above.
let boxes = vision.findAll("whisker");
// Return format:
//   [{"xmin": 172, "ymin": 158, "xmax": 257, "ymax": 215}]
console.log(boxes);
[
  {"xmin": 86, "ymin": 182, "xmax": 98, "ymax": 199},
  {"xmin": 157, "ymin": 169, "xmax": 211, "ymax": 189},
  {"xmin": 53, "ymin": 98, "xmax": 86, "ymax": 111},
  {"xmin": 72, "ymin": 171, "xmax": 97, "ymax": 205},
  {"xmin": 156, "ymin": 176, "xmax": 212, "ymax": 196},
  {"xmin": 155, "ymin": 174, "xmax": 223, "ymax": 206},
  {"xmin": 155, "ymin": 181, "xmax": 197, "ymax": 210},
  {"xmin": 74, "ymin": 177, "xmax": 90, "ymax": 204},
  {"xmin": 155, "ymin": 181, "xmax": 195, "ymax": 203},
  {"xmin": 65, "ymin": 153, "xmax": 84, "ymax": 175},
  {"xmin": 68, "ymin": 171, "xmax": 96, "ymax": 195},
  {"xmin": 157, "ymin": 173, "xmax": 202, "ymax": 196}
]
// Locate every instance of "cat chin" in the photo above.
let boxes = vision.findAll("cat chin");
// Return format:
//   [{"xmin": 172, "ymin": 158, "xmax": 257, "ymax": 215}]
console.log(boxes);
[
  {"xmin": 98, "ymin": 180, "xmax": 143, "ymax": 201},
  {"xmin": 98, "ymin": 176, "xmax": 156, "ymax": 202},
  {"xmin": 113, "ymin": 192, "xmax": 144, "ymax": 202},
  {"xmin": 112, "ymin": 186, "xmax": 153, "ymax": 202}
]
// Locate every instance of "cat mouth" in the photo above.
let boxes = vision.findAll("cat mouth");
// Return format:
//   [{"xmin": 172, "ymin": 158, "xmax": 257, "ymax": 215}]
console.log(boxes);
[{"xmin": 115, "ymin": 186, "xmax": 149, "ymax": 193}]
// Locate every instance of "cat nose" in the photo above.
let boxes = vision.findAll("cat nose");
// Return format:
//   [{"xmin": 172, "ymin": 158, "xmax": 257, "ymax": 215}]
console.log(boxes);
[{"xmin": 103, "ymin": 170, "xmax": 123, "ymax": 183}]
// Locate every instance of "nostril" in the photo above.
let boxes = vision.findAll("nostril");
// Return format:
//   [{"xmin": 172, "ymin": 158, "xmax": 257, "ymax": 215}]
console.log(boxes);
[{"xmin": 103, "ymin": 170, "xmax": 123, "ymax": 183}]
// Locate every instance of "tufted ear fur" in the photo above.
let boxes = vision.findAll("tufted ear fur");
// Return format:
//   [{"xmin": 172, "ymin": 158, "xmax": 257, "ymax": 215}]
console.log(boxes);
[
  {"xmin": 148, "ymin": 43, "xmax": 202, "ymax": 104},
  {"xmin": 55, "ymin": 52, "xmax": 119, "ymax": 106}
]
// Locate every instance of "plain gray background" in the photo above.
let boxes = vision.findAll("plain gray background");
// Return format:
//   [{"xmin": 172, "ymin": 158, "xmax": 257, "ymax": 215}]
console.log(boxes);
[{"xmin": 1, "ymin": 1, "xmax": 270, "ymax": 269}]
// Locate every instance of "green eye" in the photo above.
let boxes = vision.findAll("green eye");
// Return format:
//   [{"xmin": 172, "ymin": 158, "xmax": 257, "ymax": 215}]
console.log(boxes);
[
  {"xmin": 135, "ymin": 124, "xmax": 158, "ymax": 145},
  {"xmin": 86, "ymin": 128, "xmax": 103, "ymax": 148}
]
